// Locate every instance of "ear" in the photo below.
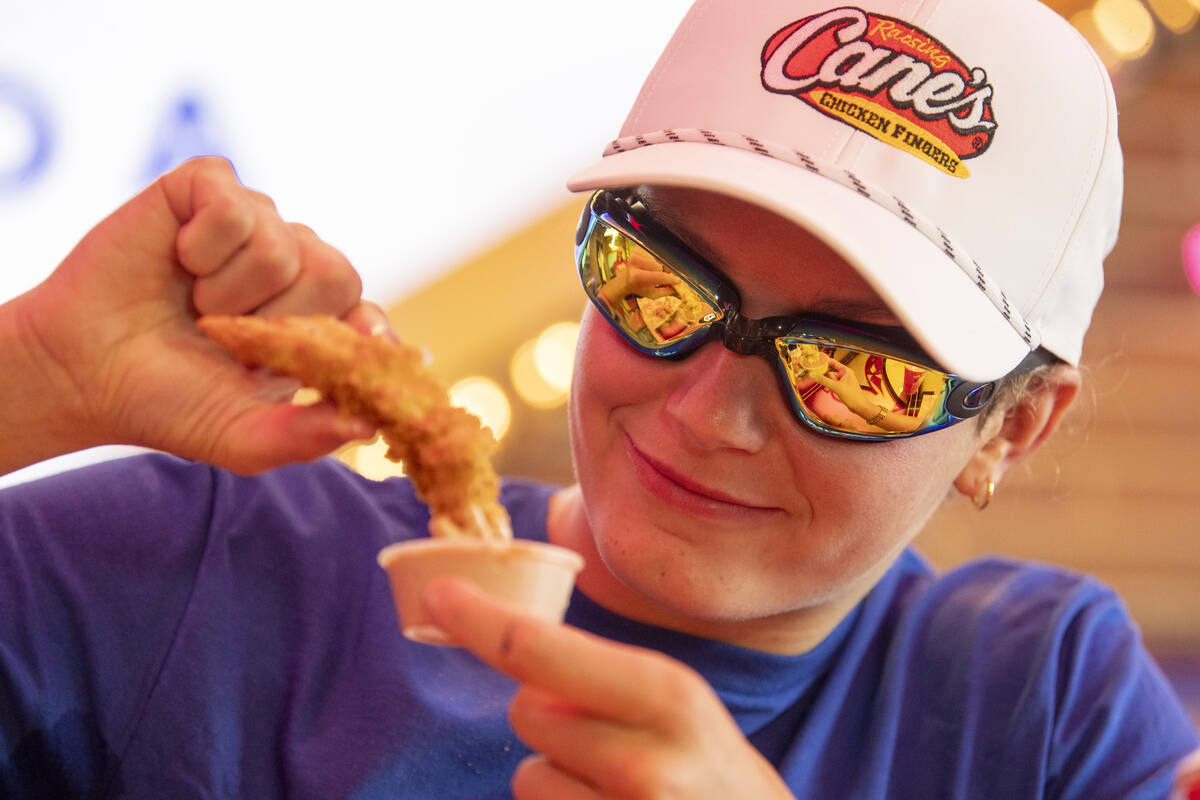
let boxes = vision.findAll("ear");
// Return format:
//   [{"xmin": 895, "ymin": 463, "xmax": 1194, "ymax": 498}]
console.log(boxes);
[{"xmin": 953, "ymin": 365, "xmax": 1082, "ymax": 504}]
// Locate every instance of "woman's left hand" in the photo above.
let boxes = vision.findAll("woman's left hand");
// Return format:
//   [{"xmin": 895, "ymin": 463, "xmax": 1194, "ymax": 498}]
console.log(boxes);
[{"xmin": 423, "ymin": 578, "xmax": 796, "ymax": 800}]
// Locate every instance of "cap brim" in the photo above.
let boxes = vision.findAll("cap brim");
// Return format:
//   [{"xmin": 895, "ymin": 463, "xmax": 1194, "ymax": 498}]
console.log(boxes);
[{"xmin": 568, "ymin": 142, "xmax": 1030, "ymax": 381}]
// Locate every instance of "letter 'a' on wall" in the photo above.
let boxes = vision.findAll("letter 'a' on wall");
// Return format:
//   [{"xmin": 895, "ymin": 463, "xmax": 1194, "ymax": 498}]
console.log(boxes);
[{"xmin": 140, "ymin": 93, "xmax": 230, "ymax": 187}]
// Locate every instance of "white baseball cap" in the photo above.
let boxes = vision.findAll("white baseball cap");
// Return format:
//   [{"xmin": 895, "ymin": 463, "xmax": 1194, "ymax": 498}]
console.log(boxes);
[{"xmin": 568, "ymin": 0, "xmax": 1122, "ymax": 381}]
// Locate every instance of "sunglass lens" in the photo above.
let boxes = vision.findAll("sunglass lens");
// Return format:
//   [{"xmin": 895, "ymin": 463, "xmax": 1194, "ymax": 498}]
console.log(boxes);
[
  {"xmin": 776, "ymin": 341, "xmax": 954, "ymax": 437},
  {"xmin": 578, "ymin": 219, "xmax": 722, "ymax": 353}
]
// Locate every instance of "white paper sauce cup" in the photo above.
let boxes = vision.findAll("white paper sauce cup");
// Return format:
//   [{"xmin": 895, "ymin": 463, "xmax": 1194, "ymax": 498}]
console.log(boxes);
[{"xmin": 377, "ymin": 538, "xmax": 585, "ymax": 646}]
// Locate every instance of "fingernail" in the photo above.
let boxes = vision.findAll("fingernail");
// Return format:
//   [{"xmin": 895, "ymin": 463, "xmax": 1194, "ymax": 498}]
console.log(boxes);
[{"xmin": 369, "ymin": 317, "xmax": 400, "ymax": 343}]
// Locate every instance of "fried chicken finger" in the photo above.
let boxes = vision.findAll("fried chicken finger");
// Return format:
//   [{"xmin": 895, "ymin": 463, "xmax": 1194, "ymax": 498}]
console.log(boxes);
[{"xmin": 197, "ymin": 315, "xmax": 512, "ymax": 542}]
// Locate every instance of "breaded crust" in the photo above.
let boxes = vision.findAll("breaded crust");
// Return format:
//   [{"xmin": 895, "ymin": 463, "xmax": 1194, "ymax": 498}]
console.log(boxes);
[{"xmin": 198, "ymin": 315, "xmax": 512, "ymax": 541}]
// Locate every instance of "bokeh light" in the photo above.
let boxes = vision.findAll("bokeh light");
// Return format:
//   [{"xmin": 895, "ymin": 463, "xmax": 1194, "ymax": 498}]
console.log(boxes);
[
  {"xmin": 292, "ymin": 387, "xmax": 322, "ymax": 406},
  {"xmin": 338, "ymin": 377, "xmax": 512, "ymax": 482},
  {"xmin": 346, "ymin": 435, "xmax": 405, "ymax": 482},
  {"xmin": 1093, "ymin": 0, "xmax": 1157, "ymax": 58},
  {"xmin": 448, "ymin": 376, "xmax": 512, "ymax": 441},
  {"xmin": 533, "ymin": 322, "xmax": 580, "ymax": 394},
  {"xmin": 1070, "ymin": 9, "xmax": 1123, "ymax": 68},
  {"xmin": 512, "ymin": 338, "xmax": 568, "ymax": 409},
  {"xmin": 1145, "ymin": 0, "xmax": 1199, "ymax": 31}
]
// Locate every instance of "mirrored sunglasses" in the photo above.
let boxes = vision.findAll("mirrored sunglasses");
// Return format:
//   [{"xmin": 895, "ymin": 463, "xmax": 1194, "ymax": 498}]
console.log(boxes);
[{"xmin": 574, "ymin": 189, "xmax": 1048, "ymax": 442}]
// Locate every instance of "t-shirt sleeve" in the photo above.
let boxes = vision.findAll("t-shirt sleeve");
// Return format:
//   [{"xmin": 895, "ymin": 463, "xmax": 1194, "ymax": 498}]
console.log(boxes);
[
  {"xmin": 893, "ymin": 559, "xmax": 1198, "ymax": 799},
  {"xmin": 1042, "ymin": 578, "xmax": 1199, "ymax": 800},
  {"xmin": 0, "ymin": 453, "xmax": 217, "ymax": 796}
]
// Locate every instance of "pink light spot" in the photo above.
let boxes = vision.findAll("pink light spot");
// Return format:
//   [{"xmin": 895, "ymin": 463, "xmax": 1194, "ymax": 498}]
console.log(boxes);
[{"xmin": 1184, "ymin": 224, "xmax": 1200, "ymax": 295}]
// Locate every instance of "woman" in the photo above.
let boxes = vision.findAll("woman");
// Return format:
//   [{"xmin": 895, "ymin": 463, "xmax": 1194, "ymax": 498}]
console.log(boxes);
[{"xmin": 1, "ymin": 0, "xmax": 1196, "ymax": 797}]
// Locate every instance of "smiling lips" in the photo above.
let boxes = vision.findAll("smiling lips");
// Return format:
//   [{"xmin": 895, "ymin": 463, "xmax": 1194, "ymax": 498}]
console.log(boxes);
[{"xmin": 624, "ymin": 435, "xmax": 781, "ymax": 519}]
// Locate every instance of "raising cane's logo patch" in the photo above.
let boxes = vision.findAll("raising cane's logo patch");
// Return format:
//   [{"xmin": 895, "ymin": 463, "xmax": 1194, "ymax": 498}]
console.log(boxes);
[{"xmin": 761, "ymin": 7, "xmax": 997, "ymax": 178}]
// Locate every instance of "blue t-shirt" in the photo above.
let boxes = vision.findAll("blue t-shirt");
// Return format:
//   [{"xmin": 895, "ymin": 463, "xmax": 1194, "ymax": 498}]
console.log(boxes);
[{"xmin": 0, "ymin": 454, "xmax": 1195, "ymax": 798}]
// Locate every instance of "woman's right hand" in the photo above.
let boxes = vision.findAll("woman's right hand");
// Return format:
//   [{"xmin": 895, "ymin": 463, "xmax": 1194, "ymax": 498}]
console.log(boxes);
[{"xmin": 1, "ymin": 157, "xmax": 385, "ymax": 476}]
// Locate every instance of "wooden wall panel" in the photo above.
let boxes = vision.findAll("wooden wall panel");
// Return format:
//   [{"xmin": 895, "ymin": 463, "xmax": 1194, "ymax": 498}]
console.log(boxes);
[
  {"xmin": 921, "ymin": 41, "xmax": 1200, "ymax": 650},
  {"xmin": 1124, "ymin": 156, "xmax": 1200, "ymax": 224},
  {"xmin": 1085, "ymin": 291, "xmax": 1200, "ymax": 361}
]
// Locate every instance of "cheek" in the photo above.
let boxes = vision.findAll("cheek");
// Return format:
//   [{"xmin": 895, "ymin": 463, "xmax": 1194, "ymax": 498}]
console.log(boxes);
[
  {"xmin": 568, "ymin": 309, "xmax": 664, "ymax": 437},
  {"xmin": 569, "ymin": 311, "xmax": 624, "ymax": 483},
  {"xmin": 568, "ymin": 308, "xmax": 685, "ymax": 527},
  {"xmin": 571, "ymin": 311, "xmax": 623, "ymax": 409},
  {"xmin": 806, "ymin": 432, "xmax": 975, "ymax": 547},
  {"xmin": 770, "ymin": 424, "xmax": 978, "ymax": 580}
]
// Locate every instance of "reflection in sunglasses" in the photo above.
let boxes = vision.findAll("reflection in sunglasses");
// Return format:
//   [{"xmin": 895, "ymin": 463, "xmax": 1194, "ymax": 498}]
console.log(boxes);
[
  {"xmin": 576, "ymin": 194, "xmax": 988, "ymax": 441},
  {"xmin": 588, "ymin": 228, "xmax": 722, "ymax": 348},
  {"xmin": 782, "ymin": 344, "xmax": 948, "ymax": 435}
]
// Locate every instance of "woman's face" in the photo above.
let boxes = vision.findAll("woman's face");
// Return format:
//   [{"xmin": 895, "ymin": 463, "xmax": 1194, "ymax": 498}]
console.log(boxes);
[{"xmin": 566, "ymin": 187, "xmax": 985, "ymax": 631}]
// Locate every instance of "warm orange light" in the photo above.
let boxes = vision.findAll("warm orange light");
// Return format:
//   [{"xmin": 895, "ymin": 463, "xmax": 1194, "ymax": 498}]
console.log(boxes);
[
  {"xmin": 1069, "ymin": 9, "xmax": 1125, "ymax": 70},
  {"xmin": 449, "ymin": 376, "xmax": 512, "ymax": 440},
  {"xmin": 338, "ymin": 377, "xmax": 511, "ymax": 481},
  {"xmin": 511, "ymin": 338, "xmax": 569, "ymax": 409},
  {"xmin": 533, "ymin": 321, "xmax": 580, "ymax": 394},
  {"xmin": 1092, "ymin": 0, "xmax": 1156, "ymax": 58},
  {"xmin": 345, "ymin": 435, "xmax": 406, "ymax": 481},
  {"xmin": 292, "ymin": 387, "xmax": 322, "ymax": 406},
  {"xmin": 1145, "ymin": 0, "xmax": 1199, "ymax": 31}
]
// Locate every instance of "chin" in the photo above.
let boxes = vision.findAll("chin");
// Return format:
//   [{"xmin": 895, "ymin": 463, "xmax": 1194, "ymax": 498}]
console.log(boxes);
[{"xmin": 592, "ymin": 524, "xmax": 824, "ymax": 624}]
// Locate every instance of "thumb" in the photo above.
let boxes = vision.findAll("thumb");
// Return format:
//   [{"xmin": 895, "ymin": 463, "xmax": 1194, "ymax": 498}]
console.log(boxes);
[{"xmin": 342, "ymin": 300, "xmax": 400, "ymax": 342}]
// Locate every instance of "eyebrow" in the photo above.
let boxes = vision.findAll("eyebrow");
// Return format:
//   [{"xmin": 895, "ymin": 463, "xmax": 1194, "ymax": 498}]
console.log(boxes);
[
  {"xmin": 639, "ymin": 193, "xmax": 728, "ymax": 266},
  {"xmin": 639, "ymin": 191, "xmax": 903, "ymax": 326},
  {"xmin": 801, "ymin": 297, "xmax": 903, "ymax": 326}
]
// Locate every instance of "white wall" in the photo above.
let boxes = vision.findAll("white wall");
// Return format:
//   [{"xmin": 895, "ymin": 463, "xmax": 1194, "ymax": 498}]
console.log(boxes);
[
  {"xmin": 0, "ymin": 0, "xmax": 692, "ymax": 306},
  {"xmin": 0, "ymin": 0, "xmax": 693, "ymax": 486}
]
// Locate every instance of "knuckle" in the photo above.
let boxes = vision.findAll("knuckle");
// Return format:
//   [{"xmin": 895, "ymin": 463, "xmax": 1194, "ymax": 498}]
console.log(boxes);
[
  {"xmin": 613, "ymin": 751, "xmax": 681, "ymax": 800},
  {"xmin": 177, "ymin": 203, "xmax": 252, "ymax": 278},
  {"xmin": 498, "ymin": 617, "xmax": 524, "ymax": 662},
  {"xmin": 175, "ymin": 156, "xmax": 241, "ymax": 198},
  {"xmin": 506, "ymin": 687, "xmax": 536, "ymax": 734},
  {"xmin": 312, "ymin": 255, "xmax": 362, "ymax": 309},
  {"xmin": 185, "ymin": 154, "xmax": 237, "ymax": 180},
  {"xmin": 510, "ymin": 756, "xmax": 548, "ymax": 800},
  {"xmin": 495, "ymin": 617, "xmax": 543, "ymax": 674},
  {"xmin": 290, "ymin": 224, "xmax": 362, "ymax": 311},
  {"xmin": 247, "ymin": 189, "xmax": 278, "ymax": 212},
  {"xmin": 290, "ymin": 221, "xmax": 317, "ymax": 239},
  {"xmin": 253, "ymin": 233, "xmax": 300, "ymax": 285},
  {"xmin": 644, "ymin": 657, "xmax": 709, "ymax": 729},
  {"xmin": 210, "ymin": 195, "xmax": 254, "ymax": 240},
  {"xmin": 300, "ymin": 237, "xmax": 345, "ymax": 276},
  {"xmin": 341, "ymin": 268, "xmax": 364, "ymax": 307}
]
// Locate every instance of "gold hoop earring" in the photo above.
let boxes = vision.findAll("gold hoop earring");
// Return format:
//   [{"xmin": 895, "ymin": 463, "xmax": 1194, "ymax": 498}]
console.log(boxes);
[{"xmin": 974, "ymin": 479, "xmax": 995, "ymax": 511}]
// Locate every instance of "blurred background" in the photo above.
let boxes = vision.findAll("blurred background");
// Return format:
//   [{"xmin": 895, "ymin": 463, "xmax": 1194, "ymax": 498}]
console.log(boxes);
[{"xmin": 2, "ymin": 1, "xmax": 1197, "ymax": 717}]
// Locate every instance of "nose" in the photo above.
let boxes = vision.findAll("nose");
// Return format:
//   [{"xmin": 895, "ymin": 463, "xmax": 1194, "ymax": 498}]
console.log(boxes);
[{"xmin": 663, "ymin": 341, "xmax": 775, "ymax": 453}]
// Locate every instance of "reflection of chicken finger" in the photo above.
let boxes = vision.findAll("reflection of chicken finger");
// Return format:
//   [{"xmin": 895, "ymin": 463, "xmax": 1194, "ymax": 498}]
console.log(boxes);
[
  {"xmin": 796, "ymin": 344, "xmax": 825, "ymax": 370},
  {"xmin": 197, "ymin": 315, "xmax": 512, "ymax": 542}
]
